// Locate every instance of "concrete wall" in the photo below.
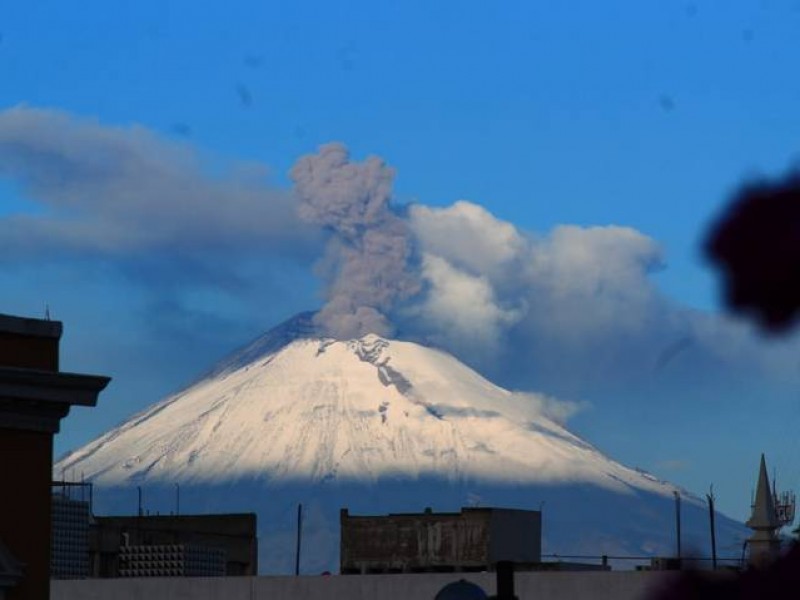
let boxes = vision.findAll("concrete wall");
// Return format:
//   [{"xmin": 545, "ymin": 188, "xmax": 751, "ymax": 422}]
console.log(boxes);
[
  {"xmin": 53, "ymin": 571, "xmax": 674, "ymax": 600},
  {"xmin": 489, "ymin": 509, "xmax": 541, "ymax": 564}
]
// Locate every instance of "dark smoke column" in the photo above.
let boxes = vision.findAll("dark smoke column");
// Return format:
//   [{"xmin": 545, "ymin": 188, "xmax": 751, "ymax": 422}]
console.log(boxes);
[{"xmin": 290, "ymin": 143, "xmax": 419, "ymax": 339}]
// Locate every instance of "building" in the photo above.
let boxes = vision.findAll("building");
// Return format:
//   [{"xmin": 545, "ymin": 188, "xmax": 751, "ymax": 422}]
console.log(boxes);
[
  {"xmin": 746, "ymin": 454, "xmax": 781, "ymax": 567},
  {"xmin": 50, "ymin": 494, "xmax": 91, "ymax": 579},
  {"xmin": 0, "ymin": 542, "xmax": 23, "ymax": 600},
  {"xmin": 52, "ymin": 570, "xmax": 666, "ymax": 600},
  {"xmin": 117, "ymin": 544, "xmax": 226, "ymax": 577},
  {"xmin": 90, "ymin": 513, "xmax": 258, "ymax": 577},
  {"xmin": 340, "ymin": 507, "xmax": 541, "ymax": 574},
  {"xmin": 0, "ymin": 313, "xmax": 109, "ymax": 600}
]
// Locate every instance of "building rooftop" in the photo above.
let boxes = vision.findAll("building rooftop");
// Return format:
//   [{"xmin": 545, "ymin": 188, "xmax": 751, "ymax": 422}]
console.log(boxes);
[{"xmin": 0, "ymin": 313, "xmax": 62, "ymax": 339}]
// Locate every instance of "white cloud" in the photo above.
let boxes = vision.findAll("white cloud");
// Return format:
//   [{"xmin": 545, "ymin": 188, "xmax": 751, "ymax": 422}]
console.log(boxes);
[
  {"xmin": 402, "ymin": 200, "xmax": 800, "ymax": 392},
  {"xmin": 511, "ymin": 391, "xmax": 588, "ymax": 425},
  {"xmin": 5, "ymin": 114, "xmax": 798, "ymax": 404},
  {"xmin": 409, "ymin": 201, "xmax": 526, "ymax": 277},
  {"xmin": 520, "ymin": 224, "xmax": 666, "ymax": 341},
  {"xmin": 407, "ymin": 201, "xmax": 666, "ymax": 347},
  {"xmin": 408, "ymin": 253, "xmax": 521, "ymax": 352}
]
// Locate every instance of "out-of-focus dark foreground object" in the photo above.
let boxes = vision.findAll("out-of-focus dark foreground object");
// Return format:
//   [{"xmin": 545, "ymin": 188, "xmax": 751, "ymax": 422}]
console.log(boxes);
[
  {"xmin": 656, "ymin": 174, "xmax": 800, "ymax": 596},
  {"xmin": 705, "ymin": 172, "xmax": 800, "ymax": 333},
  {"xmin": 433, "ymin": 561, "xmax": 517, "ymax": 600},
  {"xmin": 0, "ymin": 313, "xmax": 109, "ymax": 600},
  {"xmin": 650, "ymin": 543, "xmax": 800, "ymax": 600}
]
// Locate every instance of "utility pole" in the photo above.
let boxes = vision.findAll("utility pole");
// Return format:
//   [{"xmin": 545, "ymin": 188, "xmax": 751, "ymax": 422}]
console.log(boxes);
[
  {"xmin": 495, "ymin": 561, "xmax": 517, "ymax": 600},
  {"xmin": 707, "ymin": 486, "xmax": 718, "ymax": 570},
  {"xmin": 676, "ymin": 491, "xmax": 682, "ymax": 560},
  {"xmin": 137, "ymin": 486, "xmax": 143, "ymax": 517},
  {"xmin": 295, "ymin": 503, "xmax": 303, "ymax": 576}
]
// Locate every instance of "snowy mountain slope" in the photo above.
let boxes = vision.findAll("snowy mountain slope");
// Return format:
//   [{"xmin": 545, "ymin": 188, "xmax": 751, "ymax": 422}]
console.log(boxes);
[
  {"xmin": 55, "ymin": 315, "xmax": 748, "ymax": 573},
  {"xmin": 60, "ymin": 333, "xmax": 676, "ymax": 497}
]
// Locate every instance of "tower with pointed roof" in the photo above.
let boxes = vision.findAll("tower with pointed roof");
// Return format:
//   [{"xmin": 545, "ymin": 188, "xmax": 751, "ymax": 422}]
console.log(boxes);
[{"xmin": 745, "ymin": 454, "xmax": 780, "ymax": 568}]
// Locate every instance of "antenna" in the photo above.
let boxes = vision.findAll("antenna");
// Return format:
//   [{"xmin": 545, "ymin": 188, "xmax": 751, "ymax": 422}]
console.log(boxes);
[
  {"xmin": 45, "ymin": 304, "xmax": 51, "ymax": 321},
  {"xmin": 773, "ymin": 468, "xmax": 777, "ymax": 502},
  {"xmin": 753, "ymin": 466, "xmax": 797, "ymax": 531},
  {"xmin": 707, "ymin": 485, "xmax": 717, "ymax": 570},
  {"xmin": 775, "ymin": 487, "xmax": 796, "ymax": 530},
  {"xmin": 295, "ymin": 503, "xmax": 303, "ymax": 576},
  {"xmin": 673, "ymin": 490, "xmax": 682, "ymax": 562}
]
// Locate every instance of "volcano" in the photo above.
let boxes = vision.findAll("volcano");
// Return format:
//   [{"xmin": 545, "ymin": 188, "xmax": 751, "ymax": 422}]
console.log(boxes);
[{"xmin": 56, "ymin": 313, "xmax": 747, "ymax": 572}]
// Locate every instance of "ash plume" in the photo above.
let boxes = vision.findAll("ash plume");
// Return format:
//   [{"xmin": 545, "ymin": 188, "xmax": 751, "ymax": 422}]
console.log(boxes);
[{"xmin": 290, "ymin": 143, "xmax": 420, "ymax": 338}]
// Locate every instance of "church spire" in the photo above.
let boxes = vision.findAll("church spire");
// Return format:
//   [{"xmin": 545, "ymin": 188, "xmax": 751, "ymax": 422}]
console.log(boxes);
[
  {"xmin": 746, "ymin": 454, "xmax": 780, "ymax": 567},
  {"xmin": 747, "ymin": 454, "xmax": 778, "ymax": 530}
]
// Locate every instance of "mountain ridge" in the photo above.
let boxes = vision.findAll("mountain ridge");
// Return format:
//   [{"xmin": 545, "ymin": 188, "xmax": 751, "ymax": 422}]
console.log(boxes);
[
  {"xmin": 53, "ymin": 312, "xmax": 748, "ymax": 573},
  {"xmin": 57, "ymin": 332, "xmax": 684, "ymax": 498}
]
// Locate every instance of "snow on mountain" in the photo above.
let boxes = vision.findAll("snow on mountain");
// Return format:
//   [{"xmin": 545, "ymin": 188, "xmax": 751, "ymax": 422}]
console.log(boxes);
[
  {"xmin": 61, "ymin": 330, "xmax": 669, "ymax": 495},
  {"xmin": 55, "ymin": 314, "xmax": 748, "ymax": 573}
]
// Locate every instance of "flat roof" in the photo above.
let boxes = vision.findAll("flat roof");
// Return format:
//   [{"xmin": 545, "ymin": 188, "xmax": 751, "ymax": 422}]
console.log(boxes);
[
  {"xmin": 0, "ymin": 314, "xmax": 62, "ymax": 339},
  {"xmin": 343, "ymin": 507, "xmax": 541, "ymax": 518},
  {"xmin": 96, "ymin": 513, "xmax": 257, "ymax": 522}
]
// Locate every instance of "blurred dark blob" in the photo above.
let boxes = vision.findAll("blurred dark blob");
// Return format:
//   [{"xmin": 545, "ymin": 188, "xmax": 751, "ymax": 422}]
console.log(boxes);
[
  {"xmin": 685, "ymin": 3, "xmax": 698, "ymax": 18},
  {"xmin": 659, "ymin": 94, "xmax": 676, "ymax": 112},
  {"xmin": 705, "ymin": 171, "xmax": 800, "ymax": 333},
  {"xmin": 244, "ymin": 54, "xmax": 264, "ymax": 69},
  {"xmin": 171, "ymin": 123, "xmax": 192, "ymax": 137},
  {"xmin": 235, "ymin": 83, "xmax": 253, "ymax": 108},
  {"xmin": 651, "ymin": 544, "xmax": 800, "ymax": 599},
  {"xmin": 742, "ymin": 28, "xmax": 755, "ymax": 43}
]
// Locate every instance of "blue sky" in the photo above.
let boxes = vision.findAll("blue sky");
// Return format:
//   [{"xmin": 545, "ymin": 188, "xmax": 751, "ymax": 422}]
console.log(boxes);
[{"xmin": 3, "ymin": 0, "xmax": 800, "ymax": 524}]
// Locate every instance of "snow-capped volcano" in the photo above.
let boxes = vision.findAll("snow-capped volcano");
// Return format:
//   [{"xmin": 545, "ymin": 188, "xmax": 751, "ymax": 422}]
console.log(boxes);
[
  {"xmin": 61, "ymin": 320, "xmax": 665, "ymax": 494},
  {"xmin": 55, "ymin": 314, "xmax": 747, "ymax": 573}
]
